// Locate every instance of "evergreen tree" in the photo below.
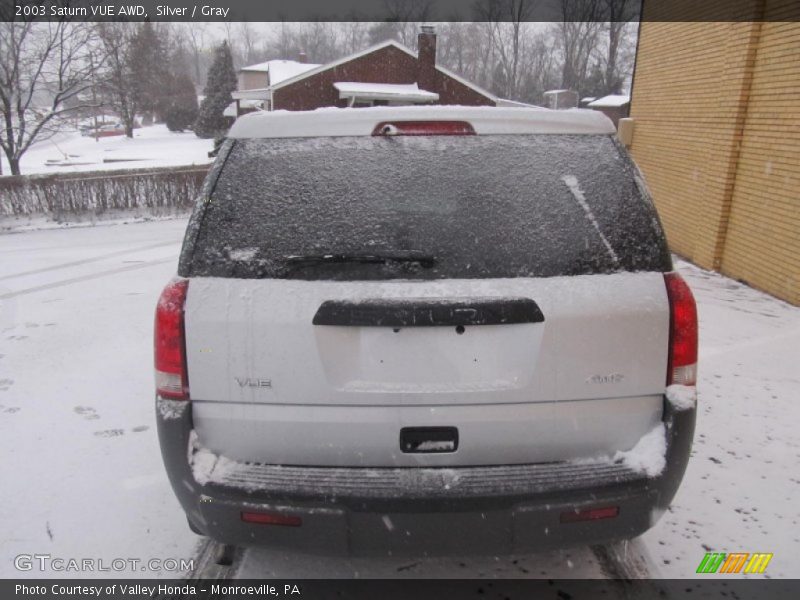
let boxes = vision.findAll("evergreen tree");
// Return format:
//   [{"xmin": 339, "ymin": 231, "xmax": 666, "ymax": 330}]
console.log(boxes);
[
  {"xmin": 194, "ymin": 41, "xmax": 237, "ymax": 139},
  {"xmin": 165, "ymin": 72, "xmax": 199, "ymax": 132},
  {"xmin": 129, "ymin": 22, "xmax": 170, "ymax": 124}
]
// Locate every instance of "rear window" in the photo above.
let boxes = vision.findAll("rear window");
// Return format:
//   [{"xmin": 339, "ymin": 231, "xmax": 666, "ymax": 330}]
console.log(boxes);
[{"xmin": 181, "ymin": 134, "xmax": 671, "ymax": 280}]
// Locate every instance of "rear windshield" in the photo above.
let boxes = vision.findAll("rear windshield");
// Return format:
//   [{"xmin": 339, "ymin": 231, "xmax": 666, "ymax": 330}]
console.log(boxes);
[{"xmin": 181, "ymin": 134, "xmax": 671, "ymax": 280}]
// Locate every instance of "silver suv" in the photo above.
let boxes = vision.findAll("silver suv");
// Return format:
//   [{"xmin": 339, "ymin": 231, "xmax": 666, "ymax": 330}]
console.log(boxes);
[{"xmin": 155, "ymin": 106, "xmax": 698, "ymax": 556}]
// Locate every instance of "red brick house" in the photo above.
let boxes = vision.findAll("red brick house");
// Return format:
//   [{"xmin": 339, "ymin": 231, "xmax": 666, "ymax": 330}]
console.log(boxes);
[{"xmin": 232, "ymin": 27, "xmax": 497, "ymax": 114}]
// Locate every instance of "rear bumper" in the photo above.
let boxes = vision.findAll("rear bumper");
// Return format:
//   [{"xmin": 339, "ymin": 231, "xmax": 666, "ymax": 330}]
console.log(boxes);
[{"xmin": 156, "ymin": 397, "xmax": 695, "ymax": 556}]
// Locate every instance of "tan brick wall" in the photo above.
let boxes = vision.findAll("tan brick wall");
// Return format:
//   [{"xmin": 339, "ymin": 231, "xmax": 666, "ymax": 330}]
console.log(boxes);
[
  {"xmin": 629, "ymin": 2, "xmax": 800, "ymax": 305},
  {"xmin": 720, "ymin": 19, "xmax": 800, "ymax": 304}
]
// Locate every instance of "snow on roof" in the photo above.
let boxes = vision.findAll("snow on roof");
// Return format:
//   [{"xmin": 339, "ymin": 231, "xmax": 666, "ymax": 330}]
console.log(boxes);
[
  {"xmin": 270, "ymin": 40, "xmax": 498, "ymax": 103},
  {"xmin": 588, "ymin": 94, "xmax": 630, "ymax": 108},
  {"xmin": 228, "ymin": 105, "xmax": 616, "ymax": 139},
  {"xmin": 223, "ymin": 99, "xmax": 262, "ymax": 117},
  {"xmin": 239, "ymin": 59, "xmax": 321, "ymax": 85},
  {"xmin": 581, "ymin": 97, "xmax": 596, "ymax": 103},
  {"xmin": 334, "ymin": 82, "xmax": 439, "ymax": 102},
  {"xmin": 496, "ymin": 98, "xmax": 544, "ymax": 109},
  {"xmin": 240, "ymin": 61, "xmax": 272, "ymax": 73},
  {"xmin": 543, "ymin": 89, "xmax": 570, "ymax": 95}
]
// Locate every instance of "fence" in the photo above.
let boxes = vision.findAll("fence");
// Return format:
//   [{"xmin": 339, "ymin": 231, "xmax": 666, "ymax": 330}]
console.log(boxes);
[{"xmin": 0, "ymin": 165, "xmax": 209, "ymax": 220}]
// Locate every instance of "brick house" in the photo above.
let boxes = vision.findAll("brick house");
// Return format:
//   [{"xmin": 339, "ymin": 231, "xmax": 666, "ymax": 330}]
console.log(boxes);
[
  {"xmin": 626, "ymin": 0, "xmax": 800, "ymax": 305},
  {"xmin": 232, "ymin": 27, "xmax": 497, "ymax": 114}
]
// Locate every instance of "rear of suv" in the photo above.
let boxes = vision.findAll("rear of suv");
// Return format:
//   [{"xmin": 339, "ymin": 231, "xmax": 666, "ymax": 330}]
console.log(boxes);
[{"xmin": 155, "ymin": 106, "xmax": 697, "ymax": 556}]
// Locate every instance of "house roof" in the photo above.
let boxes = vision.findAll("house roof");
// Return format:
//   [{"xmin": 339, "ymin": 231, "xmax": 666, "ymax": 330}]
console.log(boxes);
[
  {"xmin": 334, "ymin": 82, "xmax": 439, "ymax": 103},
  {"xmin": 224, "ymin": 99, "xmax": 263, "ymax": 117},
  {"xmin": 496, "ymin": 98, "xmax": 544, "ymax": 109},
  {"xmin": 228, "ymin": 105, "xmax": 616, "ymax": 139},
  {"xmin": 588, "ymin": 94, "xmax": 630, "ymax": 108},
  {"xmin": 239, "ymin": 59, "xmax": 321, "ymax": 85},
  {"xmin": 269, "ymin": 39, "xmax": 498, "ymax": 103}
]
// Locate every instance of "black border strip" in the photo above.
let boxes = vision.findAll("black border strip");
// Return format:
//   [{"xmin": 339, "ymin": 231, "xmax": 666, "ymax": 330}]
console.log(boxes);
[
  {"xmin": 3, "ymin": 0, "xmax": 799, "ymax": 22},
  {"xmin": 3, "ymin": 579, "xmax": 800, "ymax": 600}
]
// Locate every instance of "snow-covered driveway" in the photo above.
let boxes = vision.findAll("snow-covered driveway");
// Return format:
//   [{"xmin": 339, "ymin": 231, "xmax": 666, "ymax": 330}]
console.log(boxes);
[
  {"xmin": 637, "ymin": 260, "xmax": 800, "ymax": 578},
  {"xmin": 0, "ymin": 219, "xmax": 797, "ymax": 579},
  {"xmin": 0, "ymin": 219, "xmax": 197, "ymax": 578}
]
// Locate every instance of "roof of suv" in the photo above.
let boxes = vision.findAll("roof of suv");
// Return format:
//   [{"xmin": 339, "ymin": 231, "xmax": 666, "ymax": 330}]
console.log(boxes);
[{"xmin": 227, "ymin": 105, "xmax": 617, "ymax": 139}]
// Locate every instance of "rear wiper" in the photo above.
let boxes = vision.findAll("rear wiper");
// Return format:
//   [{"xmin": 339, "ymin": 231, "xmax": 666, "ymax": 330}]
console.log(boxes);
[{"xmin": 283, "ymin": 252, "xmax": 436, "ymax": 270}]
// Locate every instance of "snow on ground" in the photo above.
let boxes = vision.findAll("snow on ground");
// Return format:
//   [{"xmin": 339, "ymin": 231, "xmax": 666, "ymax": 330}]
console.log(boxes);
[
  {"xmin": 0, "ymin": 220, "xmax": 798, "ymax": 580},
  {"xmin": 0, "ymin": 219, "xmax": 197, "ymax": 578},
  {"xmin": 234, "ymin": 545, "xmax": 610, "ymax": 579},
  {"xmin": 639, "ymin": 259, "xmax": 800, "ymax": 579},
  {"xmin": 1, "ymin": 125, "xmax": 213, "ymax": 176}
]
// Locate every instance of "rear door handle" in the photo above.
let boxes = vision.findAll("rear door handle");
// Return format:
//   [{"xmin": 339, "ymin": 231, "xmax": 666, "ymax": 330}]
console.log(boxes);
[{"xmin": 400, "ymin": 427, "xmax": 459, "ymax": 453}]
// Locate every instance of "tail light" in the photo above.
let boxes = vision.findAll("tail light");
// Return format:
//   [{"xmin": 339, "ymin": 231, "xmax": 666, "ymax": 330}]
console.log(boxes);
[
  {"xmin": 372, "ymin": 120, "xmax": 476, "ymax": 136},
  {"xmin": 154, "ymin": 278, "xmax": 189, "ymax": 400},
  {"xmin": 664, "ymin": 272, "xmax": 698, "ymax": 386}
]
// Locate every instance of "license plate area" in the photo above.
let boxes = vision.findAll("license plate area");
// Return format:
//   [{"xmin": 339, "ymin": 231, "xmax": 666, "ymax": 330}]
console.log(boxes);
[{"xmin": 400, "ymin": 427, "xmax": 459, "ymax": 454}]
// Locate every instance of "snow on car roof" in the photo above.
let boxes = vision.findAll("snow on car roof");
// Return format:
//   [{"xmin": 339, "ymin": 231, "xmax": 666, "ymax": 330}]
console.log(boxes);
[{"xmin": 228, "ymin": 105, "xmax": 616, "ymax": 138}]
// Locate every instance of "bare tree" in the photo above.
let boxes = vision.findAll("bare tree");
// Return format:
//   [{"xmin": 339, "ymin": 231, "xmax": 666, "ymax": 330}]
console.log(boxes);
[
  {"xmin": 474, "ymin": 0, "xmax": 538, "ymax": 100},
  {"xmin": 183, "ymin": 22, "xmax": 209, "ymax": 86},
  {"xmin": 95, "ymin": 23, "xmax": 138, "ymax": 138},
  {"xmin": 383, "ymin": 0, "xmax": 434, "ymax": 48},
  {"xmin": 556, "ymin": 0, "xmax": 603, "ymax": 93},
  {"xmin": 341, "ymin": 21, "xmax": 372, "ymax": 54},
  {"xmin": 237, "ymin": 22, "xmax": 259, "ymax": 66},
  {"xmin": 293, "ymin": 22, "xmax": 342, "ymax": 63},
  {"xmin": 518, "ymin": 28, "xmax": 560, "ymax": 103},
  {"xmin": 598, "ymin": 0, "xmax": 638, "ymax": 93},
  {"xmin": 436, "ymin": 22, "xmax": 493, "ymax": 88},
  {"xmin": 0, "ymin": 21, "xmax": 96, "ymax": 175}
]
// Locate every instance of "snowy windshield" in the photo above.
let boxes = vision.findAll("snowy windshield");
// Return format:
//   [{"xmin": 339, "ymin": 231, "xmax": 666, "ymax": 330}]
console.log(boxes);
[{"xmin": 184, "ymin": 134, "xmax": 670, "ymax": 280}]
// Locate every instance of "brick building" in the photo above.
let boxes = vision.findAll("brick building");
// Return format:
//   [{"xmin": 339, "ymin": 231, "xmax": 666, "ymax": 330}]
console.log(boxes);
[
  {"xmin": 232, "ymin": 27, "xmax": 496, "ymax": 114},
  {"xmin": 627, "ymin": 0, "xmax": 799, "ymax": 305}
]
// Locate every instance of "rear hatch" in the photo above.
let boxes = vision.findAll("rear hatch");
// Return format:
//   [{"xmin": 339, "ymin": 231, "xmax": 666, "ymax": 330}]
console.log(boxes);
[{"xmin": 181, "ymin": 132, "xmax": 672, "ymax": 467}]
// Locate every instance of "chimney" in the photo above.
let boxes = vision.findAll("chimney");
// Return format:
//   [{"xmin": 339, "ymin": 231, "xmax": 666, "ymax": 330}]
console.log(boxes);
[
  {"xmin": 297, "ymin": 51, "xmax": 308, "ymax": 63},
  {"xmin": 417, "ymin": 25, "xmax": 436, "ymax": 93}
]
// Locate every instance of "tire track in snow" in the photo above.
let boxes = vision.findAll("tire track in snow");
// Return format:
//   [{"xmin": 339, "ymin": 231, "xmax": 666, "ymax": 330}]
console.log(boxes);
[
  {"xmin": 0, "ymin": 240, "xmax": 177, "ymax": 281},
  {"xmin": 592, "ymin": 541, "xmax": 652, "ymax": 580},
  {"xmin": 0, "ymin": 256, "xmax": 174, "ymax": 299},
  {"xmin": 591, "ymin": 541, "xmax": 669, "ymax": 598},
  {"xmin": 152, "ymin": 541, "xmax": 239, "ymax": 598}
]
